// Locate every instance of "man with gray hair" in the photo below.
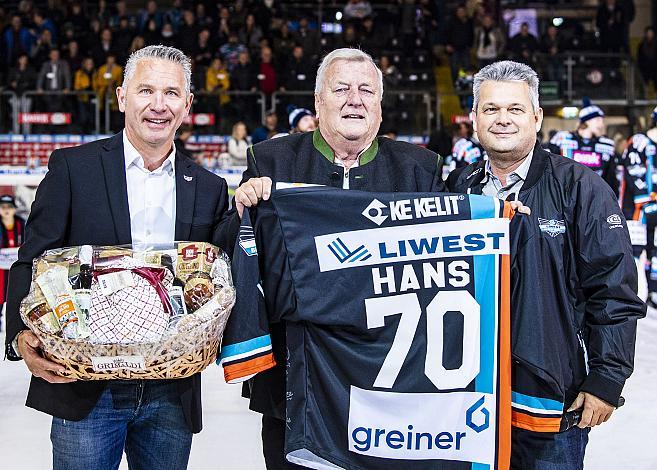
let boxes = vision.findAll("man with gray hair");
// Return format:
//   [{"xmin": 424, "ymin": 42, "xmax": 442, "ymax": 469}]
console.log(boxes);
[
  {"xmin": 447, "ymin": 60, "xmax": 644, "ymax": 468},
  {"xmin": 216, "ymin": 47, "xmax": 447, "ymax": 469},
  {"xmin": 5, "ymin": 45, "xmax": 231, "ymax": 469}
]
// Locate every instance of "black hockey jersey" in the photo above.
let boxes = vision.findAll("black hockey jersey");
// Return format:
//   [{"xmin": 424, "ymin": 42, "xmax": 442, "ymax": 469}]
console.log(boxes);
[
  {"xmin": 547, "ymin": 130, "xmax": 619, "ymax": 194},
  {"xmin": 448, "ymin": 137, "xmax": 487, "ymax": 171},
  {"xmin": 220, "ymin": 186, "xmax": 512, "ymax": 470},
  {"xmin": 619, "ymin": 133, "xmax": 657, "ymax": 220}
]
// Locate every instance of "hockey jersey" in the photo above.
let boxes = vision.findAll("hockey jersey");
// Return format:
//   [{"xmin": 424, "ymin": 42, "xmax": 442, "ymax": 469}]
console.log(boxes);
[
  {"xmin": 547, "ymin": 130, "xmax": 619, "ymax": 194},
  {"xmin": 619, "ymin": 133, "xmax": 657, "ymax": 220},
  {"xmin": 220, "ymin": 186, "xmax": 512, "ymax": 470},
  {"xmin": 448, "ymin": 137, "xmax": 487, "ymax": 171}
]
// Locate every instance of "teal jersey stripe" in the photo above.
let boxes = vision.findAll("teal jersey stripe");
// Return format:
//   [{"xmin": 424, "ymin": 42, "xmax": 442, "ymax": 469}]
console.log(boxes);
[
  {"xmin": 219, "ymin": 334, "xmax": 272, "ymax": 360},
  {"xmin": 512, "ymin": 391, "xmax": 564, "ymax": 412}
]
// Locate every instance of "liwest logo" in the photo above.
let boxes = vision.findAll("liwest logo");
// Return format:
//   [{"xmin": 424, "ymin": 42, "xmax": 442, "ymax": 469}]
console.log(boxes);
[
  {"xmin": 362, "ymin": 196, "xmax": 463, "ymax": 226},
  {"xmin": 327, "ymin": 237, "xmax": 372, "ymax": 264},
  {"xmin": 239, "ymin": 225, "xmax": 257, "ymax": 256}
]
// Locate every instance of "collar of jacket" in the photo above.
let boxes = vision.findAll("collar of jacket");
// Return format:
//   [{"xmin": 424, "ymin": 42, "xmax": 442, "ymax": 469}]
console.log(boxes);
[
  {"xmin": 459, "ymin": 140, "xmax": 549, "ymax": 194},
  {"xmin": 312, "ymin": 128, "xmax": 379, "ymax": 165}
]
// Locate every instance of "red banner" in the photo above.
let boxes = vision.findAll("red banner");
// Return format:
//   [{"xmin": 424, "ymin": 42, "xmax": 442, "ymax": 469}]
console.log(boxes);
[
  {"xmin": 19, "ymin": 113, "xmax": 72, "ymax": 125},
  {"xmin": 182, "ymin": 114, "xmax": 215, "ymax": 126}
]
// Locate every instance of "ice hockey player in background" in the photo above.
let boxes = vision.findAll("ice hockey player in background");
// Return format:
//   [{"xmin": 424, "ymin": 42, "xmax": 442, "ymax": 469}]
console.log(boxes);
[
  {"xmin": 445, "ymin": 120, "xmax": 487, "ymax": 172},
  {"xmin": 620, "ymin": 105, "xmax": 657, "ymax": 306},
  {"xmin": 548, "ymin": 98, "xmax": 619, "ymax": 195}
]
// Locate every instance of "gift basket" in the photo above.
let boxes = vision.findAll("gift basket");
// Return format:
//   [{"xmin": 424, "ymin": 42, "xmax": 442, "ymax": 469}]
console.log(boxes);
[{"xmin": 20, "ymin": 242, "xmax": 235, "ymax": 380}]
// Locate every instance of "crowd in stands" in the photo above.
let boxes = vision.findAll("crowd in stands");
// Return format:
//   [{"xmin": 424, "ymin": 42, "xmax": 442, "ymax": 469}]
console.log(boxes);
[{"xmin": 0, "ymin": 0, "xmax": 439, "ymax": 135}]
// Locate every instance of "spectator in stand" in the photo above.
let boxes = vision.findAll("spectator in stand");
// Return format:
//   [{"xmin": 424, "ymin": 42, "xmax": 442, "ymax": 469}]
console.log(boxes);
[
  {"xmin": 30, "ymin": 29, "xmax": 56, "ymax": 66},
  {"xmin": 37, "ymin": 48, "xmax": 71, "ymax": 94},
  {"xmin": 338, "ymin": 24, "xmax": 360, "ymax": 49},
  {"xmin": 240, "ymin": 14, "xmax": 264, "ymax": 57},
  {"xmin": 91, "ymin": 28, "xmax": 116, "ymax": 68},
  {"xmin": 166, "ymin": 0, "xmax": 184, "ymax": 32},
  {"xmin": 296, "ymin": 17, "xmax": 320, "ymax": 60},
  {"xmin": 287, "ymin": 105, "xmax": 316, "ymax": 133},
  {"xmin": 206, "ymin": 57, "xmax": 231, "ymax": 125},
  {"xmin": 73, "ymin": 57, "xmax": 96, "ymax": 133},
  {"xmin": 231, "ymin": 50, "xmax": 258, "ymax": 125},
  {"xmin": 0, "ymin": 195, "xmax": 25, "ymax": 327},
  {"xmin": 228, "ymin": 121, "xmax": 249, "ymax": 166},
  {"xmin": 3, "ymin": 15, "xmax": 35, "ymax": 66},
  {"xmin": 195, "ymin": 3, "xmax": 213, "ymax": 29},
  {"xmin": 193, "ymin": 29, "xmax": 213, "ymax": 68},
  {"xmin": 139, "ymin": 0, "xmax": 163, "ymax": 33},
  {"xmin": 257, "ymin": 46, "xmax": 277, "ymax": 98},
  {"xmin": 474, "ymin": 14, "xmax": 505, "ymax": 68},
  {"xmin": 6, "ymin": 53, "xmax": 37, "ymax": 117},
  {"xmin": 360, "ymin": 16, "xmax": 385, "ymax": 58},
  {"xmin": 216, "ymin": 7, "xmax": 232, "ymax": 45},
  {"xmin": 230, "ymin": 0, "xmax": 249, "ymax": 32},
  {"xmin": 379, "ymin": 54, "xmax": 400, "ymax": 128},
  {"xmin": 160, "ymin": 23, "xmax": 177, "ymax": 47},
  {"xmin": 177, "ymin": 10, "xmax": 199, "ymax": 55},
  {"xmin": 508, "ymin": 22, "xmax": 539, "ymax": 66},
  {"xmin": 220, "ymin": 32, "xmax": 248, "ymax": 73},
  {"xmin": 637, "ymin": 26, "xmax": 657, "ymax": 90},
  {"xmin": 109, "ymin": 1, "xmax": 136, "ymax": 30},
  {"xmin": 68, "ymin": 2, "xmax": 90, "ymax": 37},
  {"xmin": 232, "ymin": 50, "xmax": 257, "ymax": 92},
  {"xmin": 252, "ymin": 110, "xmax": 284, "ymax": 144},
  {"xmin": 541, "ymin": 25, "xmax": 564, "ymax": 82},
  {"xmin": 273, "ymin": 22, "xmax": 296, "ymax": 61},
  {"xmin": 343, "ymin": 0, "xmax": 373, "ymax": 22},
  {"xmin": 93, "ymin": 53, "xmax": 123, "ymax": 130},
  {"xmin": 128, "ymin": 35, "xmax": 146, "ymax": 57},
  {"xmin": 142, "ymin": 18, "xmax": 161, "ymax": 46},
  {"xmin": 94, "ymin": 0, "xmax": 112, "ymax": 27},
  {"xmin": 445, "ymin": 5, "xmax": 474, "ymax": 82},
  {"xmin": 32, "ymin": 9, "xmax": 57, "ymax": 43},
  {"xmin": 596, "ymin": 0, "xmax": 629, "ymax": 52},
  {"xmin": 64, "ymin": 40, "xmax": 83, "ymax": 73},
  {"xmin": 400, "ymin": 0, "xmax": 420, "ymax": 56},
  {"xmin": 282, "ymin": 45, "xmax": 314, "ymax": 101},
  {"xmin": 113, "ymin": 17, "xmax": 136, "ymax": 65}
]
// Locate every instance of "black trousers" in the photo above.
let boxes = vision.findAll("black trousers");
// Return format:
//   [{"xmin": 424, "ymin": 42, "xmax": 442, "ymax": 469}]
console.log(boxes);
[{"xmin": 261, "ymin": 415, "xmax": 305, "ymax": 470}]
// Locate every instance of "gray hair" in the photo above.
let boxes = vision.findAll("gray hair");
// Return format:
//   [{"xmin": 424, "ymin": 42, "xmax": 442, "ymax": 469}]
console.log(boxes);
[
  {"xmin": 472, "ymin": 60, "xmax": 540, "ymax": 111},
  {"xmin": 122, "ymin": 45, "xmax": 192, "ymax": 95},
  {"xmin": 315, "ymin": 48, "xmax": 384, "ymax": 100}
]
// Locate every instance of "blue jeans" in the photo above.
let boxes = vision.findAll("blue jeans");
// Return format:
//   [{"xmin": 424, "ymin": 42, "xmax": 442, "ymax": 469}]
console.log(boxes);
[
  {"xmin": 511, "ymin": 426, "xmax": 589, "ymax": 470},
  {"xmin": 51, "ymin": 380, "xmax": 192, "ymax": 470}
]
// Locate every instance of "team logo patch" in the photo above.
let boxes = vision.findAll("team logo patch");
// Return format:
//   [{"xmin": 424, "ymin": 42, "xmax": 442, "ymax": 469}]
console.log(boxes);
[
  {"xmin": 328, "ymin": 237, "xmax": 372, "ymax": 263},
  {"xmin": 239, "ymin": 225, "xmax": 257, "ymax": 256},
  {"xmin": 362, "ymin": 199, "xmax": 388, "ymax": 225},
  {"xmin": 465, "ymin": 396, "xmax": 490, "ymax": 433},
  {"xmin": 607, "ymin": 214, "xmax": 623, "ymax": 229},
  {"xmin": 538, "ymin": 218, "xmax": 566, "ymax": 238}
]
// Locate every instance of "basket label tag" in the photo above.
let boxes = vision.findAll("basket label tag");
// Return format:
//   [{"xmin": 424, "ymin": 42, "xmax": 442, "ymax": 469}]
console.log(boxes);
[
  {"xmin": 91, "ymin": 355, "xmax": 146, "ymax": 371},
  {"xmin": 97, "ymin": 271, "xmax": 135, "ymax": 296}
]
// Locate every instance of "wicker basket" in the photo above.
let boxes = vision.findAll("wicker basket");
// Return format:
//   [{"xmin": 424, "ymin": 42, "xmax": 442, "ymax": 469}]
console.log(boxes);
[{"xmin": 20, "ymin": 243, "xmax": 235, "ymax": 380}]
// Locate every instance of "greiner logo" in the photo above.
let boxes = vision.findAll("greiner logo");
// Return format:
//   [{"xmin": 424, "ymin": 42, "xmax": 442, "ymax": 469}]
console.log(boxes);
[
  {"xmin": 362, "ymin": 195, "xmax": 463, "ymax": 226},
  {"xmin": 351, "ymin": 425, "xmax": 467, "ymax": 453}
]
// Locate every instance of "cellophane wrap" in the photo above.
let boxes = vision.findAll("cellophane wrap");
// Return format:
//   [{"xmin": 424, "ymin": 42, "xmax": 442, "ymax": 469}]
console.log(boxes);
[{"xmin": 20, "ymin": 243, "xmax": 235, "ymax": 380}]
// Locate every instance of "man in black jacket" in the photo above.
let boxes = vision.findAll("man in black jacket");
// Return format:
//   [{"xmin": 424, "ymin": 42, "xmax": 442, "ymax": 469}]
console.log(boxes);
[
  {"xmin": 447, "ymin": 60, "xmax": 645, "ymax": 469},
  {"xmin": 5, "ymin": 45, "xmax": 230, "ymax": 470},
  {"xmin": 218, "ymin": 47, "xmax": 446, "ymax": 470}
]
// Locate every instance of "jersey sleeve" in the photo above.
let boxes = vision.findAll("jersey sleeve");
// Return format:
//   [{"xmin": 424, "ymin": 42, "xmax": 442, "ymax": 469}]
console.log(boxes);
[{"xmin": 218, "ymin": 209, "xmax": 276, "ymax": 383}]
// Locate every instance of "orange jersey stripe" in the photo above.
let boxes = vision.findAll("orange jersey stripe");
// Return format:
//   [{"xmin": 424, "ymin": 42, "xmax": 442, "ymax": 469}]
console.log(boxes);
[
  {"xmin": 498, "ymin": 252, "xmax": 512, "ymax": 470},
  {"xmin": 224, "ymin": 354, "xmax": 277, "ymax": 383},
  {"xmin": 511, "ymin": 411, "xmax": 561, "ymax": 433}
]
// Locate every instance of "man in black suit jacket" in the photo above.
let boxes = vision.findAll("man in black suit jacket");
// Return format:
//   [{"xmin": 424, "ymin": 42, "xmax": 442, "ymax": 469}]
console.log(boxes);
[{"xmin": 5, "ymin": 45, "xmax": 229, "ymax": 470}]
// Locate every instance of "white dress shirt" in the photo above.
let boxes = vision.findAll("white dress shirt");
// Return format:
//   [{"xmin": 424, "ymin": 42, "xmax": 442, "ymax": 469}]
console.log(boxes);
[{"xmin": 123, "ymin": 131, "xmax": 176, "ymax": 248}]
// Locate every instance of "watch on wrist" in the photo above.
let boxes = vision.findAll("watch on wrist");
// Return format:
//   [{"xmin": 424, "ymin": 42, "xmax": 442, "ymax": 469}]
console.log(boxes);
[{"xmin": 5, "ymin": 331, "xmax": 25, "ymax": 361}]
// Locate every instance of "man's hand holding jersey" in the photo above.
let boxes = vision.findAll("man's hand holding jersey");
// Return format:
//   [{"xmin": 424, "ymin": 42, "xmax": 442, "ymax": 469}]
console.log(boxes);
[
  {"xmin": 233, "ymin": 176, "xmax": 531, "ymax": 217},
  {"xmin": 235, "ymin": 177, "xmax": 272, "ymax": 218}
]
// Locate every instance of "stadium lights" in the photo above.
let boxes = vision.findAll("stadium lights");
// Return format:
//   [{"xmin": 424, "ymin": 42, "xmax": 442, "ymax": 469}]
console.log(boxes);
[
  {"xmin": 552, "ymin": 17, "xmax": 564, "ymax": 27},
  {"xmin": 335, "ymin": 12, "xmax": 343, "ymax": 21}
]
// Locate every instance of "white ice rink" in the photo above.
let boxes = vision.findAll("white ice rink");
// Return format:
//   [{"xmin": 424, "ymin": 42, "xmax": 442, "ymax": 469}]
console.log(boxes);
[{"xmin": 1, "ymin": 309, "xmax": 656, "ymax": 470}]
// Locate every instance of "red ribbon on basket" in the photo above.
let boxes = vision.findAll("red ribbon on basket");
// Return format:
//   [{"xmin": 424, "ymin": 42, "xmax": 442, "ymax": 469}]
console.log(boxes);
[{"xmin": 94, "ymin": 267, "xmax": 174, "ymax": 316}]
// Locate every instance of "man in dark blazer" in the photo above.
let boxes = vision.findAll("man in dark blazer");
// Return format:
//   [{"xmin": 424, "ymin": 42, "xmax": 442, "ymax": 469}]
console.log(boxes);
[{"xmin": 5, "ymin": 45, "xmax": 229, "ymax": 470}]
